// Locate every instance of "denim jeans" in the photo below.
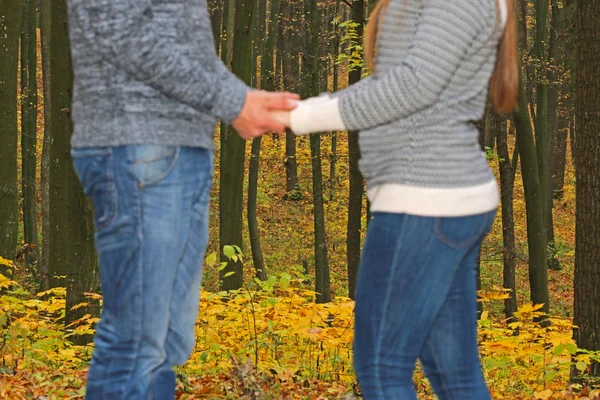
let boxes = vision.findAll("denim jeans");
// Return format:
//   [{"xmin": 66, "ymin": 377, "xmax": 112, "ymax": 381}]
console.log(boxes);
[
  {"xmin": 354, "ymin": 211, "xmax": 496, "ymax": 400},
  {"xmin": 71, "ymin": 145, "xmax": 214, "ymax": 400}
]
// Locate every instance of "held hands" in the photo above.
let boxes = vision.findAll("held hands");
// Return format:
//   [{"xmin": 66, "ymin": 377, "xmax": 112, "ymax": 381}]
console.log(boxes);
[
  {"xmin": 232, "ymin": 91, "xmax": 299, "ymax": 140},
  {"xmin": 270, "ymin": 110, "xmax": 291, "ymax": 129},
  {"xmin": 269, "ymin": 94, "xmax": 340, "ymax": 135}
]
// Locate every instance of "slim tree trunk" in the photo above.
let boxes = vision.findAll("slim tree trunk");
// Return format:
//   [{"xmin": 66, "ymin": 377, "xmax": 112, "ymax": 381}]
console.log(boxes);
[
  {"xmin": 304, "ymin": 0, "xmax": 330, "ymax": 304},
  {"xmin": 21, "ymin": 0, "xmax": 39, "ymax": 270},
  {"xmin": 496, "ymin": 117, "xmax": 518, "ymax": 321},
  {"xmin": 39, "ymin": 0, "xmax": 98, "ymax": 339},
  {"xmin": 248, "ymin": 138, "xmax": 267, "ymax": 281},
  {"xmin": 220, "ymin": 0, "xmax": 254, "ymax": 290},
  {"xmin": 246, "ymin": 0, "xmax": 274, "ymax": 282},
  {"xmin": 513, "ymin": 0, "xmax": 549, "ymax": 318},
  {"xmin": 0, "ymin": 1, "xmax": 21, "ymax": 266},
  {"xmin": 549, "ymin": 0, "xmax": 573, "ymax": 200},
  {"xmin": 513, "ymin": 80, "xmax": 550, "ymax": 318},
  {"xmin": 346, "ymin": 0, "xmax": 365, "ymax": 300},
  {"xmin": 533, "ymin": 0, "xmax": 560, "ymax": 271},
  {"xmin": 329, "ymin": 0, "xmax": 341, "ymax": 201},
  {"xmin": 573, "ymin": 0, "xmax": 600, "ymax": 379},
  {"xmin": 209, "ymin": 0, "xmax": 223, "ymax": 53},
  {"xmin": 281, "ymin": 0, "xmax": 300, "ymax": 198}
]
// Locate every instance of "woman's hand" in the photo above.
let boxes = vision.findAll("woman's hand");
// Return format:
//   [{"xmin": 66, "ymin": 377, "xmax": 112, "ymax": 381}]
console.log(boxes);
[{"xmin": 269, "ymin": 110, "xmax": 291, "ymax": 129}]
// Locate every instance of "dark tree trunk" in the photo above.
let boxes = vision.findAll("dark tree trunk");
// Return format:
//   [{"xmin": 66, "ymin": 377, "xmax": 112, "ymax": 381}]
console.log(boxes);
[
  {"xmin": 513, "ymin": 0, "xmax": 550, "ymax": 318},
  {"xmin": 246, "ymin": 0, "xmax": 276, "ymax": 282},
  {"xmin": 39, "ymin": 0, "xmax": 99, "ymax": 340},
  {"xmin": 549, "ymin": 0, "xmax": 574, "ymax": 200},
  {"xmin": 572, "ymin": 0, "xmax": 600, "ymax": 379},
  {"xmin": 281, "ymin": 0, "xmax": 299, "ymax": 198},
  {"xmin": 21, "ymin": 0, "xmax": 40, "ymax": 270},
  {"xmin": 533, "ymin": 0, "xmax": 561, "ymax": 271},
  {"xmin": 0, "ymin": 1, "xmax": 22, "ymax": 266},
  {"xmin": 513, "ymin": 81, "xmax": 550, "ymax": 318},
  {"xmin": 304, "ymin": 0, "xmax": 331, "ymax": 304},
  {"xmin": 346, "ymin": 0, "xmax": 365, "ymax": 300},
  {"xmin": 248, "ymin": 137, "xmax": 267, "ymax": 281},
  {"xmin": 220, "ymin": 0, "xmax": 255, "ymax": 291},
  {"xmin": 209, "ymin": 0, "xmax": 223, "ymax": 53},
  {"xmin": 496, "ymin": 117, "xmax": 518, "ymax": 321}
]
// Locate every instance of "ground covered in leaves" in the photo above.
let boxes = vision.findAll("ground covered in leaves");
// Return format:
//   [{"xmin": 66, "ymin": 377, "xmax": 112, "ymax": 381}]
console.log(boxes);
[{"xmin": 1, "ymin": 266, "xmax": 599, "ymax": 399}]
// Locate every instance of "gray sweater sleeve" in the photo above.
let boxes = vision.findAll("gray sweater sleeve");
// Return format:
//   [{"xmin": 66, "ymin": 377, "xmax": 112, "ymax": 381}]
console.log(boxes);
[
  {"xmin": 338, "ymin": 0, "xmax": 482, "ymax": 131},
  {"xmin": 71, "ymin": 0, "xmax": 248, "ymax": 124}
]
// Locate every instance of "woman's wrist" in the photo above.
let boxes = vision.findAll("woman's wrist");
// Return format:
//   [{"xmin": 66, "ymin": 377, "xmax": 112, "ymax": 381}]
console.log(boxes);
[{"xmin": 290, "ymin": 96, "xmax": 347, "ymax": 135}]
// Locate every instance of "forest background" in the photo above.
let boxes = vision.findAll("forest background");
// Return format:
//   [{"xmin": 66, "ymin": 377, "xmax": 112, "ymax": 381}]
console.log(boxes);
[{"xmin": 0, "ymin": 0, "xmax": 599, "ymax": 398}]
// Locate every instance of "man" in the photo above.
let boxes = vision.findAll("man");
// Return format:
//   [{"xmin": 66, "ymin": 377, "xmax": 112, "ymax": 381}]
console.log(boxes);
[{"xmin": 66, "ymin": 1, "xmax": 297, "ymax": 398}]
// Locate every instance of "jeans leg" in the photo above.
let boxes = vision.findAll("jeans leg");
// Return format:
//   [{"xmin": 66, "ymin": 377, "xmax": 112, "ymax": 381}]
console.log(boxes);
[
  {"xmin": 419, "ymin": 239, "xmax": 491, "ymax": 400},
  {"xmin": 78, "ymin": 146, "xmax": 144, "ymax": 400},
  {"xmin": 82, "ymin": 145, "xmax": 211, "ymax": 400},
  {"xmin": 353, "ymin": 211, "xmax": 495, "ymax": 400},
  {"xmin": 153, "ymin": 148, "xmax": 214, "ymax": 399},
  {"xmin": 354, "ymin": 214, "xmax": 465, "ymax": 400}
]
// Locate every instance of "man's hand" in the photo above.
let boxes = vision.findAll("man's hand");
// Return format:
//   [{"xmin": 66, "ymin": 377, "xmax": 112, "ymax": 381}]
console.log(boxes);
[{"xmin": 232, "ymin": 91, "xmax": 299, "ymax": 140}]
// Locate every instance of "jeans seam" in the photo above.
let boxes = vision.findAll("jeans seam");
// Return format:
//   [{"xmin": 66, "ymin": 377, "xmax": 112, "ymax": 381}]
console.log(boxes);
[
  {"xmin": 127, "ymin": 169, "xmax": 145, "ymax": 395},
  {"xmin": 97, "ymin": 151, "xmax": 119, "ymax": 232},
  {"xmin": 373, "ymin": 214, "xmax": 407, "ymax": 399},
  {"xmin": 426, "ymin": 339, "xmax": 451, "ymax": 400},
  {"xmin": 420, "ymin": 236, "xmax": 487, "ymax": 400}
]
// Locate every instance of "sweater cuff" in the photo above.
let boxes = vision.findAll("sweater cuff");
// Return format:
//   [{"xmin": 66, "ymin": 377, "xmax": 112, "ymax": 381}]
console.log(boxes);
[
  {"xmin": 212, "ymin": 74, "xmax": 250, "ymax": 125},
  {"xmin": 290, "ymin": 96, "xmax": 347, "ymax": 135}
]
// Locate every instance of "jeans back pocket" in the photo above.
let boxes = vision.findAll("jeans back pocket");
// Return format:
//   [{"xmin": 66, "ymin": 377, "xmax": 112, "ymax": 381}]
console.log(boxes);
[{"xmin": 433, "ymin": 211, "xmax": 496, "ymax": 249}]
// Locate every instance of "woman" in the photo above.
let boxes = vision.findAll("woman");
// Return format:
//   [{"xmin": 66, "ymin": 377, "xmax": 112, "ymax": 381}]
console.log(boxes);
[{"xmin": 273, "ymin": 0, "xmax": 518, "ymax": 398}]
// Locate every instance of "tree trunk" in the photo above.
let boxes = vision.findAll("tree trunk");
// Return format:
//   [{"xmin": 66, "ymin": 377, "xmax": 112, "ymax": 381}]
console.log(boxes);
[
  {"xmin": 246, "ymin": 0, "xmax": 276, "ymax": 282},
  {"xmin": 496, "ymin": 117, "xmax": 518, "ymax": 321},
  {"xmin": 21, "ymin": 0, "xmax": 39, "ymax": 270},
  {"xmin": 209, "ymin": 0, "xmax": 223, "ymax": 53},
  {"xmin": 219, "ymin": 0, "xmax": 254, "ymax": 291},
  {"xmin": 304, "ymin": 0, "xmax": 330, "ymax": 304},
  {"xmin": 346, "ymin": 0, "xmax": 365, "ymax": 300},
  {"xmin": 513, "ymin": 80, "xmax": 550, "ymax": 318},
  {"xmin": 0, "ymin": 1, "xmax": 21, "ymax": 266},
  {"xmin": 533, "ymin": 0, "xmax": 560, "ymax": 271},
  {"xmin": 329, "ymin": 0, "xmax": 341, "ymax": 201},
  {"xmin": 39, "ymin": 0, "xmax": 98, "ymax": 340},
  {"xmin": 248, "ymin": 137, "xmax": 267, "ymax": 281},
  {"xmin": 573, "ymin": 0, "xmax": 600, "ymax": 379},
  {"xmin": 549, "ymin": 0, "xmax": 574, "ymax": 200},
  {"xmin": 281, "ymin": 0, "xmax": 300, "ymax": 198}
]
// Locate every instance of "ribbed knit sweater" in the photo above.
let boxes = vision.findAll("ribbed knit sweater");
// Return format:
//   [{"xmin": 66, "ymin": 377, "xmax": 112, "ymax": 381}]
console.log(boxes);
[
  {"xmin": 67, "ymin": 0, "xmax": 249, "ymax": 149},
  {"xmin": 291, "ymin": 0, "xmax": 507, "ymax": 216}
]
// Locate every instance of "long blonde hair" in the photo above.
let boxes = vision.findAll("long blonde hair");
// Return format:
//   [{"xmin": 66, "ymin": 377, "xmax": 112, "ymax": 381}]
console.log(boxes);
[{"xmin": 364, "ymin": 0, "xmax": 519, "ymax": 113}]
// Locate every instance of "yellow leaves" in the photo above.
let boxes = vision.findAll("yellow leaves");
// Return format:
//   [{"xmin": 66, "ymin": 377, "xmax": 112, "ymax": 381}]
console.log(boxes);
[
  {"xmin": 0, "ymin": 274, "xmax": 17, "ymax": 289},
  {"xmin": 479, "ymin": 286, "xmax": 512, "ymax": 302},
  {"xmin": 69, "ymin": 302, "xmax": 89, "ymax": 312},
  {"xmin": 0, "ymin": 256, "xmax": 13, "ymax": 267},
  {"xmin": 515, "ymin": 302, "xmax": 547, "ymax": 321},
  {"xmin": 83, "ymin": 291, "xmax": 102, "ymax": 300},
  {"xmin": 36, "ymin": 287, "xmax": 66, "ymax": 299},
  {"xmin": 535, "ymin": 389, "xmax": 555, "ymax": 399}
]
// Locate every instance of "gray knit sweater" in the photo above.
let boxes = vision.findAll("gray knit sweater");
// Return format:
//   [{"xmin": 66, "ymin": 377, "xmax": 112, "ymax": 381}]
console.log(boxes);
[
  {"xmin": 337, "ymin": 0, "xmax": 502, "ymax": 189},
  {"xmin": 67, "ymin": 0, "xmax": 249, "ymax": 149}
]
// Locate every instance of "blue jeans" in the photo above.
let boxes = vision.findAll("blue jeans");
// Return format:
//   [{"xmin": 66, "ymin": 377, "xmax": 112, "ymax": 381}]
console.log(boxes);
[
  {"xmin": 71, "ymin": 145, "xmax": 214, "ymax": 400},
  {"xmin": 354, "ymin": 211, "xmax": 495, "ymax": 400}
]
